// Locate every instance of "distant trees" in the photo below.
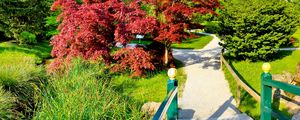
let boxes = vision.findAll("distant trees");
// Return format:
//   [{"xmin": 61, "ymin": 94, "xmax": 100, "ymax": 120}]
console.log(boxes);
[
  {"xmin": 219, "ymin": 0, "xmax": 300, "ymax": 60},
  {"xmin": 0, "ymin": 0, "xmax": 51, "ymax": 44}
]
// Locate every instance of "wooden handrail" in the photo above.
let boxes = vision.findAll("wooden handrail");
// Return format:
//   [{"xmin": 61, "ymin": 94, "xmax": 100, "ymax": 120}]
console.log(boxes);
[
  {"xmin": 221, "ymin": 55, "xmax": 300, "ymax": 119},
  {"xmin": 153, "ymin": 87, "xmax": 178, "ymax": 120},
  {"xmin": 220, "ymin": 55, "xmax": 261, "ymax": 102}
]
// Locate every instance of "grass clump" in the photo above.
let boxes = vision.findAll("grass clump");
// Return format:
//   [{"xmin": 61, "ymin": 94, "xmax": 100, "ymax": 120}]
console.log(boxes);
[
  {"xmin": 35, "ymin": 59, "xmax": 147, "ymax": 119},
  {"xmin": 171, "ymin": 34, "xmax": 213, "ymax": 49},
  {"xmin": 0, "ymin": 86, "xmax": 16, "ymax": 119},
  {"xmin": 223, "ymin": 50, "xmax": 300, "ymax": 119},
  {"xmin": 0, "ymin": 50, "xmax": 46, "ymax": 119}
]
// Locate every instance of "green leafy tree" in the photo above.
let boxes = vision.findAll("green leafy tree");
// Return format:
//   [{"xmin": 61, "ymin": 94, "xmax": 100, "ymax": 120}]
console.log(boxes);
[
  {"xmin": 219, "ymin": 0, "xmax": 300, "ymax": 60},
  {"xmin": 0, "ymin": 0, "xmax": 51, "ymax": 44}
]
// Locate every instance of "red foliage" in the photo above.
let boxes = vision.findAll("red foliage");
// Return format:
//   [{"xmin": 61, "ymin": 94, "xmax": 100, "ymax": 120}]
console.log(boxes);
[
  {"xmin": 50, "ymin": 0, "xmax": 156, "ymax": 72},
  {"xmin": 112, "ymin": 48, "xmax": 155, "ymax": 77},
  {"xmin": 49, "ymin": 0, "xmax": 221, "ymax": 76},
  {"xmin": 142, "ymin": 0, "xmax": 221, "ymax": 44}
]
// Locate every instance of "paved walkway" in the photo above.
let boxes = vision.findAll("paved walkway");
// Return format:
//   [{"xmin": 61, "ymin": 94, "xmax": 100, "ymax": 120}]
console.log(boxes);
[{"xmin": 173, "ymin": 33, "xmax": 250, "ymax": 120}]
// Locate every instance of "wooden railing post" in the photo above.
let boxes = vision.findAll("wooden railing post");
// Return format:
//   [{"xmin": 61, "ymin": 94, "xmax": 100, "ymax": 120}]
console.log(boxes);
[
  {"xmin": 260, "ymin": 63, "xmax": 273, "ymax": 120},
  {"xmin": 167, "ymin": 68, "xmax": 178, "ymax": 120},
  {"xmin": 237, "ymin": 84, "xmax": 241, "ymax": 106}
]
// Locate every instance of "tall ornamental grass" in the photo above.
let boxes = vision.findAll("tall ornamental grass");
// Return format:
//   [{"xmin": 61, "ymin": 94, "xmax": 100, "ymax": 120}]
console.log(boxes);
[
  {"xmin": 35, "ymin": 59, "xmax": 148, "ymax": 119},
  {"xmin": 0, "ymin": 51, "xmax": 46, "ymax": 119}
]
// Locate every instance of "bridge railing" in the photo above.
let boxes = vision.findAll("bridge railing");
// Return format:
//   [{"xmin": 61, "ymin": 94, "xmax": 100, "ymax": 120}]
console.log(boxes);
[
  {"xmin": 153, "ymin": 68, "xmax": 178, "ymax": 120},
  {"xmin": 261, "ymin": 63, "xmax": 300, "ymax": 120},
  {"xmin": 221, "ymin": 54, "xmax": 300, "ymax": 119}
]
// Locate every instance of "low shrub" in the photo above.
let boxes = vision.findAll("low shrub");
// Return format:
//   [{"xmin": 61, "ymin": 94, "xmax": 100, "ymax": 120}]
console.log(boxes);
[
  {"xmin": 35, "ymin": 59, "xmax": 147, "ymax": 119},
  {"xmin": 204, "ymin": 21, "xmax": 222, "ymax": 34},
  {"xmin": 20, "ymin": 31, "xmax": 37, "ymax": 44}
]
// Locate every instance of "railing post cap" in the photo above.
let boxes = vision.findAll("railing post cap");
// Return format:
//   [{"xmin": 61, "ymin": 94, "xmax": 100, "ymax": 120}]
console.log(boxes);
[
  {"xmin": 168, "ymin": 68, "xmax": 177, "ymax": 80},
  {"xmin": 262, "ymin": 63, "xmax": 271, "ymax": 73}
]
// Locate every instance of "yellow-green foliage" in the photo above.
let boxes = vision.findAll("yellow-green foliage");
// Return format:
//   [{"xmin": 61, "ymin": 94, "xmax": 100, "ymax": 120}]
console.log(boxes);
[{"xmin": 0, "ymin": 51, "xmax": 43, "ymax": 86}]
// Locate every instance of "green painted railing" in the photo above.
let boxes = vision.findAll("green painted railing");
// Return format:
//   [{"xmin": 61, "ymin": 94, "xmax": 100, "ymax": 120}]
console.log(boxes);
[
  {"xmin": 153, "ymin": 68, "xmax": 178, "ymax": 120},
  {"xmin": 261, "ymin": 63, "xmax": 300, "ymax": 120}
]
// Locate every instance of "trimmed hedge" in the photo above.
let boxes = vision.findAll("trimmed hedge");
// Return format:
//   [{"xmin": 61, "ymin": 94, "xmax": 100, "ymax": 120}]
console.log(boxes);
[{"xmin": 219, "ymin": 0, "xmax": 300, "ymax": 60}]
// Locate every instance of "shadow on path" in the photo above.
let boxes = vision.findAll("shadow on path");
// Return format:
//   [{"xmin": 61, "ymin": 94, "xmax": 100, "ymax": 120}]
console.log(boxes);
[
  {"xmin": 173, "ymin": 47, "xmax": 221, "ymax": 70},
  {"xmin": 207, "ymin": 96, "xmax": 240, "ymax": 119},
  {"xmin": 179, "ymin": 108, "xmax": 196, "ymax": 119}
]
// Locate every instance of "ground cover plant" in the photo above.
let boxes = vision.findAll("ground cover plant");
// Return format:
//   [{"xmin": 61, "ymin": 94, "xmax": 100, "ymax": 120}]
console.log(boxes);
[
  {"xmin": 219, "ymin": 0, "xmax": 300, "ymax": 60},
  {"xmin": 171, "ymin": 34, "xmax": 213, "ymax": 49},
  {"xmin": 223, "ymin": 50, "xmax": 300, "ymax": 119}
]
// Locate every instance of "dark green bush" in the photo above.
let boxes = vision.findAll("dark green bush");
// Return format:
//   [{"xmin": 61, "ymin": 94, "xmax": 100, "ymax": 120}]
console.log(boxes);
[
  {"xmin": 0, "ymin": 0, "xmax": 51, "ymax": 44},
  {"xmin": 219, "ymin": 0, "xmax": 300, "ymax": 60},
  {"xmin": 20, "ymin": 31, "xmax": 37, "ymax": 44},
  {"xmin": 204, "ymin": 21, "xmax": 222, "ymax": 34}
]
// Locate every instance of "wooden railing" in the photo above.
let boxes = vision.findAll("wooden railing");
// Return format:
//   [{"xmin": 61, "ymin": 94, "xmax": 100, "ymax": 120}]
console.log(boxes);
[
  {"xmin": 221, "ymin": 54, "xmax": 300, "ymax": 120},
  {"xmin": 261, "ymin": 63, "xmax": 300, "ymax": 120},
  {"xmin": 220, "ymin": 55, "xmax": 260, "ymax": 104},
  {"xmin": 153, "ymin": 68, "xmax": 178, "ymax": 120},
  {"xmin": 153, "ymin": 87, "xmax": 178, "ymax": 120}
]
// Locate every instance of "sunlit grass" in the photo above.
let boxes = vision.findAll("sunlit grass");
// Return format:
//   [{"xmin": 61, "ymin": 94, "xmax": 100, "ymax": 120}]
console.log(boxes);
[
  {"xmin": 0, "ymin": 41, "xmax": 52, "ymax": 63},
  {"xmin": 223, "ymin": 50, "xmax": 300, "ymax": 119},
  {"xmin": 112, "ymin": 59, "xmax": 187, "ymax": 102},
  {"xmin": 171, "ymin": 35, "xmax": 213, "ymax": 49}
]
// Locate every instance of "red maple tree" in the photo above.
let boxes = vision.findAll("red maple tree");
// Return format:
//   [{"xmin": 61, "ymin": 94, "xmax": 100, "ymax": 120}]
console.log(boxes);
[
  {"xmin": 49, "ymin": 0, "xmax": 221, "ymax": 76},
  {"xmin": 49, "ymin": 0, "xmax": 156, "ymax": 74}
]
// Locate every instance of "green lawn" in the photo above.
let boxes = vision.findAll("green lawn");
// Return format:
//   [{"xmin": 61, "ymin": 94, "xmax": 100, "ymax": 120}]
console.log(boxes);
[
  {"xmin": 223, "ymin": 50, "xmax": 300, "ymax": 119},
  {"xmin": 130, "ymin": 39, "xmax": 153, "ymax": 46},
  {"xmin": 112, "ymin": 59, "xmax": 187, "ymax": 102},
  {"xmin": 171, "ymin": 34, "xmax": 213, "ymax": 49},
  {"xmin": 0, "ymin": 41, "xmax": 52, "ymax": 62}
]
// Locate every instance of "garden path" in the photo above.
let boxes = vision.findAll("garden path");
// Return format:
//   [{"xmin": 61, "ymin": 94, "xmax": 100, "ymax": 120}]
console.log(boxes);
[{"xmin": 172, "ymin": 33, "xmax": 252, "ymax": 120}]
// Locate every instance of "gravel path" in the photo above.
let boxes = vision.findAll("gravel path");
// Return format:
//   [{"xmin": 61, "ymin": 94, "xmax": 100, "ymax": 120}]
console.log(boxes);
[{"xmin": 173, "ymin": 33, "xmax": 251, "ymax": 120}]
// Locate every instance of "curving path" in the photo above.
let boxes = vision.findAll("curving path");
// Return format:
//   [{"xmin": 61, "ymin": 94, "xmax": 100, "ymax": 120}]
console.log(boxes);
[{"xmin": 173, "ymin": 33, "xmax": 252, "ymax": 120}]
